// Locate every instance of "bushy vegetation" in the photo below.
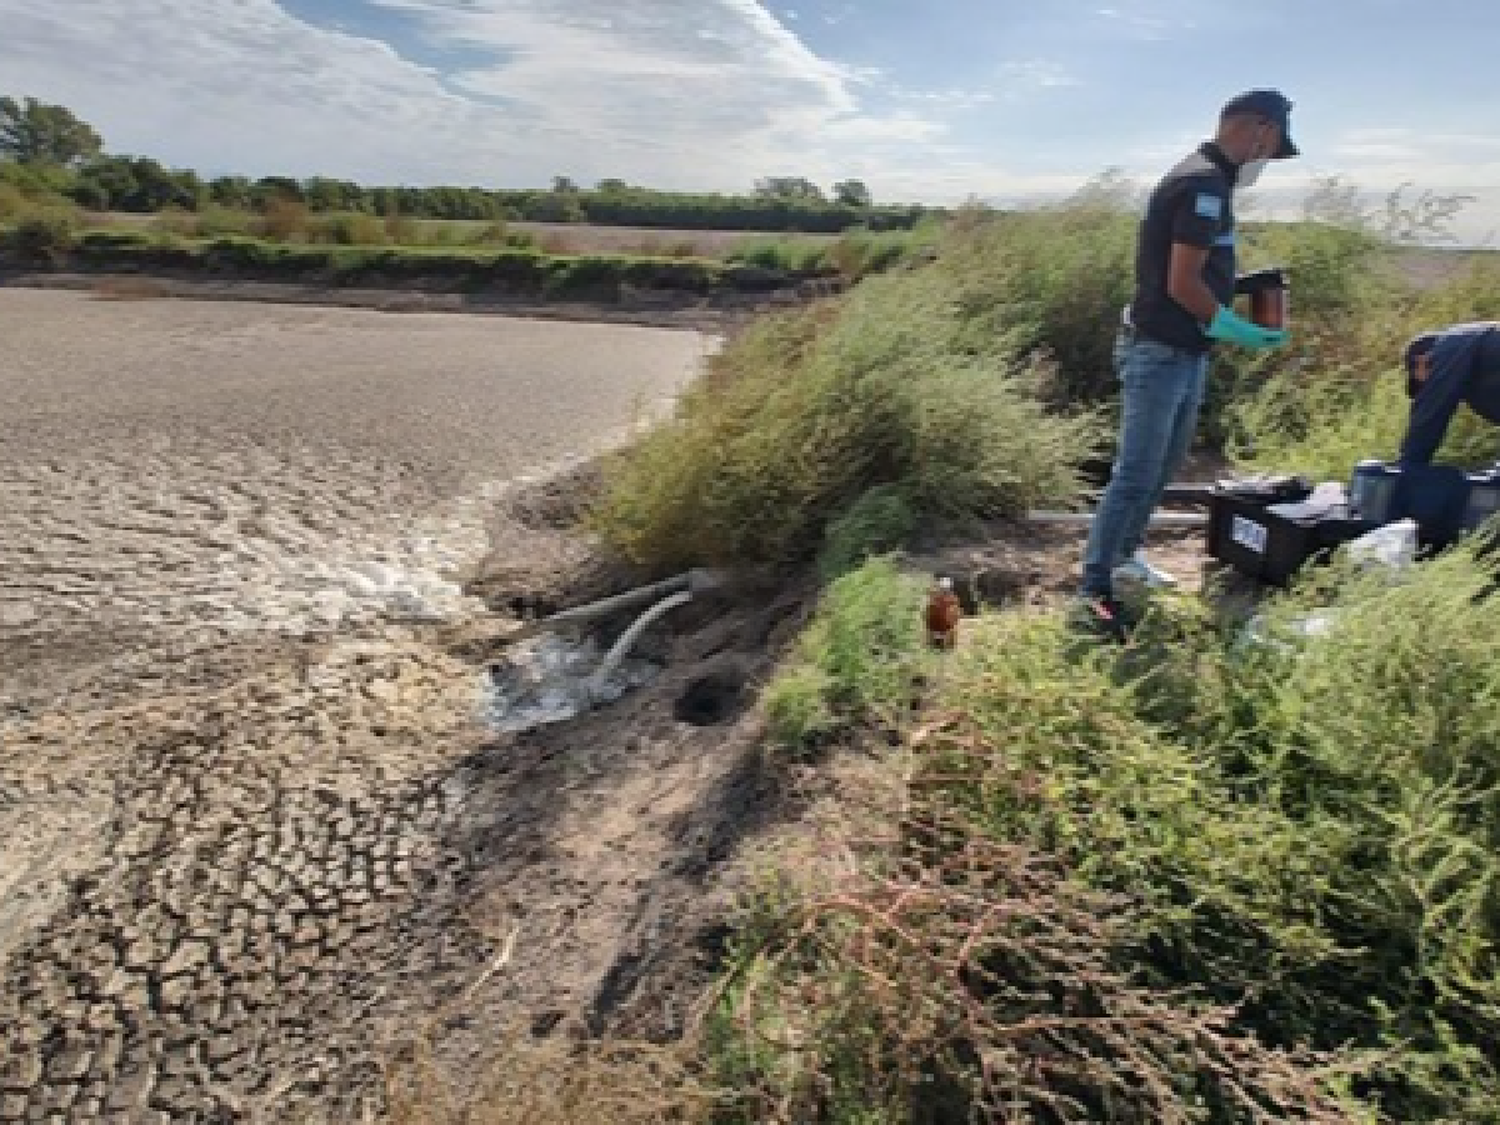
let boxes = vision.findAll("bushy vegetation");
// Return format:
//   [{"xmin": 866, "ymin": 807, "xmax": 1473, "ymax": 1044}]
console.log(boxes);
[
  {"xmin": 937, "ymin": 185, "xmax": 1139, "ymax": 407},
  {"xmin": 763, "ymin": 558, "xmax": 933, "ymax": 749},
  {"xmin": 2, "ymin": 93, "xmax": 931, "ymax": 233},
  {"xmin": 0, "ymin": 211, "xmax": 79, "ymax": 264},
  {"xmin": 589, "ymin": 242, "xmax": 1101, "ymax": 568},
  {"xmin": 728, "ymin": 222, "xmax": 940, "ymax": 280},
  {"xmin": 0, "ymin": 226, "xmax": 739, "ymax": 297},
  {"xmin": 588, "ymin": 175, "xmax": 1496, "ymax": 574},
  {"xmin": 715, "ymin": 542, "xmax": 1500, "ymax": 1121}
]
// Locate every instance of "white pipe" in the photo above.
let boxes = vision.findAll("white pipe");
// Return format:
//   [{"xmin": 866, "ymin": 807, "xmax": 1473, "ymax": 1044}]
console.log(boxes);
[
  {"xmin": 509, "ymin": 567, "xmax": 729, "ymax": 642},
  {"xmin": 588, "ymin": 590, "xmax": 695, "ymax": 699},
  {"xmin": 540, "ymin": 573, "xmax": 693, "ymax": 628},
  {"xmin": 1025, "ymin": 511, "xmax": 1208, "ymax": 528}
]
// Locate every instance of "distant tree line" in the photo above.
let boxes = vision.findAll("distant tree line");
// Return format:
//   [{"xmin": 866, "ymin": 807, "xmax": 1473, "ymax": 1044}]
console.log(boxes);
[{"xmin": 2, "ymin": 96, "xmax": 932, "ymax": 233}]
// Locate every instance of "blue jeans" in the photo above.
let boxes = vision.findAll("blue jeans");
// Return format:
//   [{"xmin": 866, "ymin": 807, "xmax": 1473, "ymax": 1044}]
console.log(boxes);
[{"xmin": 1081, "ymin": 332, "xmax": 1209, "ymax": 595}]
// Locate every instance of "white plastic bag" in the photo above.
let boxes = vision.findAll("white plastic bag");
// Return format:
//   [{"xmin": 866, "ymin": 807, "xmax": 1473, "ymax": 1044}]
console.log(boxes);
[
  {"xmin": 1266, "ymin": 481, "xmax": 1348, "ymax": 520},
  {"xmin": 1241, "ymin": 609, "xmax": 1340, "ymax": 654},
  {"xmin": 1346, "ymin": 518, "xmax": 1419, "ymax": 571}
]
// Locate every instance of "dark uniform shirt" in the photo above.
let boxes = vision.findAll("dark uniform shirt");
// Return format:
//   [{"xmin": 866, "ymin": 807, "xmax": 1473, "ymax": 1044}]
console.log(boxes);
[
  {"xmin": 1399, "ymin": 322, "xmax": 1500, "ymax": 466},
  {"xmin": 1128, "ymin": 142, "xmax": 1238, "ymax": 353}
]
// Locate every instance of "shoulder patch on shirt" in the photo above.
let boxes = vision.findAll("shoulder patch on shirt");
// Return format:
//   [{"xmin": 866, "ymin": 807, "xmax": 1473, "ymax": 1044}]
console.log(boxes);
[{"xmin": 1193, "ymin": 192, "xmax": 1224, "ymax": 220}]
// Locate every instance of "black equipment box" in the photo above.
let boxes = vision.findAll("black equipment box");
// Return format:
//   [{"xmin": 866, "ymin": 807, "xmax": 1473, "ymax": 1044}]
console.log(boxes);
[{"xmin": 1206, "ymin": 487, "xmax": 1381, "ymax": 587}]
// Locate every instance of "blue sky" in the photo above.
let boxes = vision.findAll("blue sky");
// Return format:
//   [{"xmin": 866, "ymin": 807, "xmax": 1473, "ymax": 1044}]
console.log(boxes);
[{"xmin": 2, "ymin": 0, "xmax": 1497, "ymax": 239}]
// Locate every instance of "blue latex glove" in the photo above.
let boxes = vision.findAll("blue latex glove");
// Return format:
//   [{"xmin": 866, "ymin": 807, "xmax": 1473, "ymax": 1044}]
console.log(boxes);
[{"xmin": 1206, "ymin": 306, "xmax": 1288, "ymax": 350}]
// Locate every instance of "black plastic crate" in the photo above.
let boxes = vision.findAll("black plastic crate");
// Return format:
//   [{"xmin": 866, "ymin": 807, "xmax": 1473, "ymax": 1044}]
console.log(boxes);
[{"xmin": 1206, "ymin": 491, "xmax": 1381, "ymax": 587}]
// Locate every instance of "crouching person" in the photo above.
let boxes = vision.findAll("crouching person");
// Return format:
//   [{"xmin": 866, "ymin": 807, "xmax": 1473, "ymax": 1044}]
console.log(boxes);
[{"xmin": 1399, "ymin": 322, "xmax": 1500, "ymax": 468}]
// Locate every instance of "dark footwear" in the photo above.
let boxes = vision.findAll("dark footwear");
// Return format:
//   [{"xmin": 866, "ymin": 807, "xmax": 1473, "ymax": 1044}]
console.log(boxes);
[{"xmin": 1067, "ymin": 593, "xmax": 1132, "ymax": 643}]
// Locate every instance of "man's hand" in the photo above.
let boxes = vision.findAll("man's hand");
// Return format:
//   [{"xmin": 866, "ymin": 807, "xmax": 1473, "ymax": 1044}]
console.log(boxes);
[{"xmin": 1206, "ymin": 306, "xmax": 1289, "ymax": 350}]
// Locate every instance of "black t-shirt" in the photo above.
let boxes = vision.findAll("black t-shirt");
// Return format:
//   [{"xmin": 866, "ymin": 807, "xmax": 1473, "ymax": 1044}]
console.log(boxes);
[{"xmin": 1128, "ymin": 142, "xmax": 1238, "ymax": 353}]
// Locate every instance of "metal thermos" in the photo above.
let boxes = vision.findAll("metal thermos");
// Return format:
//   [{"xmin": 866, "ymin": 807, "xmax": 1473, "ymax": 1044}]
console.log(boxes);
[
  {"xmin": 1350, "ymin": 460, "xmax": 1401, "ymax": 522},
  {"xmin": 1462, "ymin": 469, "xmax": 1500, "ymax": 531}
]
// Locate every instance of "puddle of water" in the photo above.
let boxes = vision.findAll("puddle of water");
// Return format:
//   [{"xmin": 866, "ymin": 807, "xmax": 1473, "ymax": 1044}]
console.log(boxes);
[{"xmin": 485, "ymin": 634, "xmax": 661, "ymax": 733}]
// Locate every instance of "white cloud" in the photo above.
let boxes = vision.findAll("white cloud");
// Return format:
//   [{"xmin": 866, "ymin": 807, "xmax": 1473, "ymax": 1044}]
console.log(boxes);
[
  {"xmin": 2, "ymin": 0, "xmax": 1492, "ymax": 240},
  {"xmin": 0, "ymin": 0, "xmax": 956, "ymax": 192},
  {"xmin": 995, "ymin": 60, "xmax": 1080, "ymax": 93},
  {"xmin": 1099, "ymin": 125, "xmax": 1500, "ymax": 244},
  {"xmin": 877, "ymin": 58, "xmax": 1076, "ymax": 116},
  {"xmin": 1094, "ymin": 3, "xmax": 1196, "ymax": 40}
]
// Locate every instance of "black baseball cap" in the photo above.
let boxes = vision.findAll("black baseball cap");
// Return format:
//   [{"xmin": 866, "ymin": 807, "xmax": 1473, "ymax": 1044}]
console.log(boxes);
[{"xmin": 1221, "ymin": 89, "xmax": 1299, "ymax": 158}]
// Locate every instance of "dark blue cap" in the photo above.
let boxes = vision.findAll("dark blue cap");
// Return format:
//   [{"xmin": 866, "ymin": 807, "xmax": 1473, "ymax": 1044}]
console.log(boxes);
[
  {"xmin": 1404, "ymin": 332, "xmax": 1439, "ymax": 396},
  {"xmin": 1221, "ymin": 89, "xmax": 1299, "ymax": 159}
]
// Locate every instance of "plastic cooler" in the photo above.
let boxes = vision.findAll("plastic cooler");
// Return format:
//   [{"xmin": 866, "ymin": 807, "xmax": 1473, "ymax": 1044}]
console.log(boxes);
[{"xmin": 1206, "ymin": 484, "xmax": 1381, "ymax": 586}]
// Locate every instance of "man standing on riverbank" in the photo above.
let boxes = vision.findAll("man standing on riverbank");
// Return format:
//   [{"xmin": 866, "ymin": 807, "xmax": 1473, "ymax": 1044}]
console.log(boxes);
[{"xmin": 1075, "ymin": 89, "xmax": 1299, "ymax": 639}]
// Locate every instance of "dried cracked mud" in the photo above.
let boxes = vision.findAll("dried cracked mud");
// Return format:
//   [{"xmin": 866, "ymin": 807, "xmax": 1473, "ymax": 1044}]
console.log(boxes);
[{"xmin": 0, "ymin": 290, "xmax": 790, "ymax": 1122}]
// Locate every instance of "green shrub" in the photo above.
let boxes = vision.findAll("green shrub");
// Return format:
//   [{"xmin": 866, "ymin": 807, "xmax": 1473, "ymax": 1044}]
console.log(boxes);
[
  {"xmin": 590, "ymin": 264, "xmax": 1099, "ymax": 568},
  {"xmin": 0, "ymin": 183, "xmax": 32, "ymax": 223},
  {"xmin": 311, "ymin": 212, "xmax": 389, "ymax": 246},
  {"xmin": 905, "ymin": 542, "xmax": 1500, "ymax": 1119},
  {"xmin": 816, "ymin": 485, "xmax": 917, "ymax": 581},
  {"xmin": 0, "ymin": 168, "xmax": 81, "ymax": 226},
  {"xmin": 711, "ymin": 842, "xmax": 1352, "ymax": 1123},
  {"xmin": 930, "ymin": 196, "xmax": 1134, "ymax": 406},
  {"xmin": 763, "ymin": 558, "xmax": 930, "ymax": 749},
  {"xmin": 256, "ymin": 197, "xmax": 312, "ymax": 242},
  {"xmin": 726, "ymin": 236, "xmax": 833, "ymax": 273},
  {"xmin": 1, "ymin": 212, "xmax": 79, "ymax": 264},
  {"xmin": 730, "ymin": 539, "xmax": 1500, "ymax": 1120}
]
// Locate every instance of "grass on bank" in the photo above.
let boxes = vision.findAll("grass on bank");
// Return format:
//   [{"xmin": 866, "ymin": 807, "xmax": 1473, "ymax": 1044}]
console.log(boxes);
[
  {"xmin": 725, "ymin": 542, "xmax": 1500, "ymax": 1122},
  {"xmin": 0, "ymin": 223, "xmax": 735, "ymax": 297},
  {"xmin": 0, "ymin": 193, "xmax": 936, "ymax": 283},
  {"xmin": 587, "ymin": 200, "xmax": 1125, "ymax": 570},
  {"xmin": 726, "ymin": 221, "xmax": 942, "ymax": 280}
]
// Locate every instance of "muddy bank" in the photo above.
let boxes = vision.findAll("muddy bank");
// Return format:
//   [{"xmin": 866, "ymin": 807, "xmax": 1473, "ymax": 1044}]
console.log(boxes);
[
  {"xmin": 0, "ymin": 291, "xmax": 729, "ymax": 1120},
  {"xmin": 0, "ymin": 462, "xmax": 815, "ymax": 1121},
  {"xmin": 0, "ymin": 470, "xmax": 1212, "ymax": 1123},
  {"xmin": 0, "ymin": 262, "xmax": 838, "ymax": 336}
]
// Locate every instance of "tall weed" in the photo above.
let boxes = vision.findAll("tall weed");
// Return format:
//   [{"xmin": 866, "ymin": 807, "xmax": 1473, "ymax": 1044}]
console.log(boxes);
[
  {"xmin": 938, "ymin": 197, "xmax": 1136, "ymax": 405},
  {"xmin": 763, "ymin": 558, "xmax": 930, "ymax": 749},
  {"xmin": 591, "ymin": 265, "xmax": 1099, "ymax": 568},
  {"xmin": 914, "ymin": 543, "xmax": 1500, "ymax": 1118}
]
